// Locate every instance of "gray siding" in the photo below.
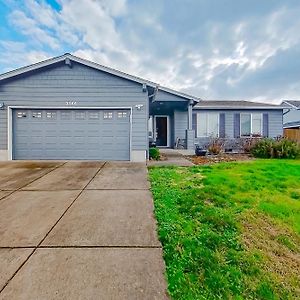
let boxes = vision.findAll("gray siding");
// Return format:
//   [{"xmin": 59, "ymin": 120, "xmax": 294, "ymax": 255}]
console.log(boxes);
[
  {"xmin": 283, "ymin": 109, "xmax": 300, "ymax": 124},
  {"xmin": 156, "ymin": 90, "xmax": 189, "ymax": 102},
  {"xmin": 0, "ymin": 61, "xmax": 148, "ymax": 151},
  {"xmin": 174, "ymin": 110, "xmax": 188, "ymax": 140},
  {"xmin": 193, "ymin": 109, "xmax": 283, "ymax": 147}
]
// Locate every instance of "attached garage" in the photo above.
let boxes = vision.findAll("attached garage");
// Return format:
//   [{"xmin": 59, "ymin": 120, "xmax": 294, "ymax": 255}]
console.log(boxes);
[
  {"xmin": 0, "ymin": 53, "xmax": 152, "ymax": 162},
  {"xmin": 12, "ymin": 108, "xmax": 131, "ymax": 160}
]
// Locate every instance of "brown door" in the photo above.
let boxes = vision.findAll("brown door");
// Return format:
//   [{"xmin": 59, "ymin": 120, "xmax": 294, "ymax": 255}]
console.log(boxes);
[{"xmin": 155, "ymin": 116, "xmax": 168, "ymax": 146}]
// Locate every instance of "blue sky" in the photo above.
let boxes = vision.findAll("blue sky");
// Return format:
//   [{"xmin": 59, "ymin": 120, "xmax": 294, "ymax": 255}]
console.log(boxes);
[{"xmin": 1, "ymin": 0, "xmax": 300, "ymax": 103}]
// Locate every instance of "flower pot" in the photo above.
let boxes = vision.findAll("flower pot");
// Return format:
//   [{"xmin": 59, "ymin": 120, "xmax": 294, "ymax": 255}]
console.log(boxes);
[{"xmin": 195, "ymin": 148, "xmax": 207, "ymax": 156}]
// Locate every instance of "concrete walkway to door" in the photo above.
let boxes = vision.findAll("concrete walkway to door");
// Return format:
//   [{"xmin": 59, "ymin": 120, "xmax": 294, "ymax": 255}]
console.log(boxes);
[{"xmin": 0, "ymin": 161, "xmax": 168, "ymax": 299}]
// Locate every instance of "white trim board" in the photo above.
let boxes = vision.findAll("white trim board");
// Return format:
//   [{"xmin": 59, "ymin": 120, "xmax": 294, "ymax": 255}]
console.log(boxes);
[{"xmin": 7, "ymin": 106, "xmax": 133, "ymax": 161}]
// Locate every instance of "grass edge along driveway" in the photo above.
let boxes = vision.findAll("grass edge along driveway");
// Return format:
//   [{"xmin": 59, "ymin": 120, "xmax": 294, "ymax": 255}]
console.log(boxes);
[{"xmin": 148, "ymin": 159, "xmax": 300, "ymax": 300}]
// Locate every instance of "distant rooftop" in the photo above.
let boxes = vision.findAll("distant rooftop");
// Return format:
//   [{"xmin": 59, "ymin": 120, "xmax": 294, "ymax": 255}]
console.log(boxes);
[
  {"xmin": 194, "ymin": 100, "xmax": 284, "ymax": 109},
  {"xmin": 283, "ymin": 100, "xmax": 300, "ymax": 109}
]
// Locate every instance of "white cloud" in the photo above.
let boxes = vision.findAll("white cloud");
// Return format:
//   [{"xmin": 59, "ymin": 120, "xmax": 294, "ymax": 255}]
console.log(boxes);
[
  {"xmin": 9, "ymin": 10, "xmax": 60, "ymax": 49},
  {"xmin": 0, "ymin": 40, "xmax": 50, "ymax": 72},
  {"xmin": 2, "ymin": 0, "xmax": 300, "ymax": 103}
]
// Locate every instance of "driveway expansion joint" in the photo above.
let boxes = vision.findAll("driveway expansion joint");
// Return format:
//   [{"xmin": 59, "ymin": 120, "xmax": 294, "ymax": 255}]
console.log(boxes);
[
  {"xmin": 0, "ymin": 161, "xmax": 168, "ymax": 298},
  {"xmin": 0, "ymin": 162, "xmax": 67, "ymax": 202},
  {"xmin": 0, "ymin": 162, "xmax": 106, "ymax": 295}
]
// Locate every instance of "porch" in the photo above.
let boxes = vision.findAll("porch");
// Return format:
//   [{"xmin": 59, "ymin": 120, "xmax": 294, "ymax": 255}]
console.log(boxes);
[{"xmin": 148, "ymin": 90, "xmax": 195, "ymax": 150}]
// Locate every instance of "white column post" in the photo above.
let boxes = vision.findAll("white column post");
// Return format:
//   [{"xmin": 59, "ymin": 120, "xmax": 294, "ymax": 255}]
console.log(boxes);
[{"xmin": 188, "ymin": 100, "xmax": 193, "ymax": 130}]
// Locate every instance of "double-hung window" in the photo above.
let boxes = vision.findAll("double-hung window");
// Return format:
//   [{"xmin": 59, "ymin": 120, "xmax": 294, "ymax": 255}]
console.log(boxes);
[
  {"xmin": 197, "ymin": 112, "xmax": 219, "ymax": 137},
  {"xmin": 240, "ymin": 113, "xmax": 262, "ymax": 137}
]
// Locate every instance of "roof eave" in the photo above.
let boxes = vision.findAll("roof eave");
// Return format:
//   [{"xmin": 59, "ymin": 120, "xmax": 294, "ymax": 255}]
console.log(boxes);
[
  {"xmin": 0, "ymin": 53, "xmax": 157, "ymax": 88},
  {"xmin": 0, "ymin": 53, "xmax": 201, "ymax": 103},
  {"xmin": 0, "ymin": 54, "xmax": 68, "ymax": 81}
]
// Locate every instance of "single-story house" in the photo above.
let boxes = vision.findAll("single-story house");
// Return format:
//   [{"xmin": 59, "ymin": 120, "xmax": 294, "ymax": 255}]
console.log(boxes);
[
  {"xmin": 0, "ymin": 53, "xmax": 284, "ymax": 161},
  {"xmin": 282, "ymin": 101, "xmax": 300, "ymax": 143}
]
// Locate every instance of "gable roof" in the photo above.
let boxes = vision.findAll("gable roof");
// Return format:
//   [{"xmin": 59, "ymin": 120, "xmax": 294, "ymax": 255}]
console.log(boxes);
[
  {"xmin": 0, "ymin": 53, "xmax": 200, "ymax": 102},
  {"xmin": 282, "ymin": 100, "xmax": 300, "ymax": 109},
  {"xmin": 194, "ymin": 100, "xmax": 285, "ymax": 110}
]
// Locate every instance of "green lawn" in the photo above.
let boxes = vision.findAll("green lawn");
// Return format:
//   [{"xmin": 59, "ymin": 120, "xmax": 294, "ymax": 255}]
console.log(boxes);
[{"xmin": 148, "ymin": 159, "xmax": 300, "ymax": 300}]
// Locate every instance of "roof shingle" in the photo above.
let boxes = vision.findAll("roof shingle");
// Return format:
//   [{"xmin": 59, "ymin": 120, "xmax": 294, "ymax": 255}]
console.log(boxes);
[{"xmin": 194, "ymin": 100, "xmax": 284, "ymax": 109}]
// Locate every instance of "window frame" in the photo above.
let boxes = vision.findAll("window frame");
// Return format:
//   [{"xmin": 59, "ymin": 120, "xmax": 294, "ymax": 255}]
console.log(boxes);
[
  {"xmin": 196, "ymin": 112, "xmax": 220, "ymax": 138},
  {"xmin": 240, "ymin": 113, "xmax": 263, "ymax": 137}
]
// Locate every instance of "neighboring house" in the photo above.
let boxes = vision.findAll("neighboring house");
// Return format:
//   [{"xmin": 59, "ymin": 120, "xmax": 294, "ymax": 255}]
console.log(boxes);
[
  {"xmin": 193, "ymin": 100, "xmax": 284, "ymax": 148},
  {"xmin": 0, "ymin": 54, "xmax": 284, "ymax": 161},
  {"xmin": 282, "ymin": 101, "xmax": 300, "ymax": 143}
]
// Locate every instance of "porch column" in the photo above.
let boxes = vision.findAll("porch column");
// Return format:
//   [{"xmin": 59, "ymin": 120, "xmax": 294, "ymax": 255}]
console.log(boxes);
[
  {"xmin": 186, "ymin": 100, "xmax": 195, "ymax": 150},
  {"xmin": 188, "ymin": 100, "xmax": 193, "ymax": 130}
]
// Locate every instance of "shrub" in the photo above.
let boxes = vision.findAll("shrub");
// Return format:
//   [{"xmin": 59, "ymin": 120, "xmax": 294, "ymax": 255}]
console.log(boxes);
[
  {"xmin": 250, "ymin": 138, "xmax": 300, "ymax": 159},
  {"xmin": 149, "ymin": 147, "xmax": 160, "ymax": 160},
  {"xmin": 240, "ymin": 138, "xmax": 260, "ymax": 153},
  {"xmin": 273, "ymin": 139, "xmax": 300, "ymax": 159},
  {"xmin": 207, "ymin": 137, "xmax": 224, "ymax": 155},
  {"xmin": 250, "ymin": 139, "xmax": 274, "ymax": 158}
]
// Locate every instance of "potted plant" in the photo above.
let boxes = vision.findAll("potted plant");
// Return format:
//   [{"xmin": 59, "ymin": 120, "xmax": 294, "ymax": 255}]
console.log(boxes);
[{"xmin": 195, "ymin": 145, "xmax": 207, "ymax": 156}]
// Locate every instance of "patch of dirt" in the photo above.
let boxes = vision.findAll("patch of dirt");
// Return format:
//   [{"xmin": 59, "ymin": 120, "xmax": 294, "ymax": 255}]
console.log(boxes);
[
  {"xmin": 149, "ymin": 154, "xmax": 167, "ymax": 161},
  {"xmin": 188, "ymin": 153, "xmax": 253, "ymax": 165},
  {"xmin": 241, "ymin": 212, "xmax": 300, "ymax": 296},
  {"xmin": 159, "ymin": 153, "xmax": 168, "ymax": 161}
]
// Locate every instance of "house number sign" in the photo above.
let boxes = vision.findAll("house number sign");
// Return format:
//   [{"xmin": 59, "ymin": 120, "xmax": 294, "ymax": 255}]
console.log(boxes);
[{"xmin": 66, "ymin": 101, "xmax": 77, "ymax": 105}]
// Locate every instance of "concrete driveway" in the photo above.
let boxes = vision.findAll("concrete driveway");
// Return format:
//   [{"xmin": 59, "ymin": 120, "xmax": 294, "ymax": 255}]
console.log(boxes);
[{"xmin": 0, "ymin": 161, "xmax": 168, "ymax": 300}]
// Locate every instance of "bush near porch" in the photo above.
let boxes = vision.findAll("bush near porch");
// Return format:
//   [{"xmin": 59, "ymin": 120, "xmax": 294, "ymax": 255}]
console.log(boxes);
[
  {"xmin": 149, "ymin": 147, "xmax": 160, "ymax": 160},
  {"xmin": 149, "ymin": 160, "xmax": 300, "ymax": 300}
]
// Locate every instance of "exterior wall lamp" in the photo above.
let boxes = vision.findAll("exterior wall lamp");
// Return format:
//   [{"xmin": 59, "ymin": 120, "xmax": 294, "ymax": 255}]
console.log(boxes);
[
  {"xmin": 135, "ymin": 104, "xmax": 144, "ymax": 111},
  {"xmin": 0, "ymin": 102, "xmax": 4, "ymax": 110}
]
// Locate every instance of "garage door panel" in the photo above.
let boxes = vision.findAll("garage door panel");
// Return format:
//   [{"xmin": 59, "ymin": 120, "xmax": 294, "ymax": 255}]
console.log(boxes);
[{"xmin": 13, "ymin": 109, "xmax": 130, "ymax": 160}]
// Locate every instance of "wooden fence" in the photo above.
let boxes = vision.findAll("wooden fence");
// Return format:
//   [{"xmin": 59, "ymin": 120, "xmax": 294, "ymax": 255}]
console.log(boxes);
[{"xmin": 284, "ymin": 128, "xmax": 300, "ymax": 143}]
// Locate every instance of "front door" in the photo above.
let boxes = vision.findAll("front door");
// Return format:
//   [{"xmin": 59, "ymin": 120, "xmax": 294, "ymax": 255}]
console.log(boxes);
[{"xmin": 155, "ymin": 116, "xmax": 168, "ymax": 146}]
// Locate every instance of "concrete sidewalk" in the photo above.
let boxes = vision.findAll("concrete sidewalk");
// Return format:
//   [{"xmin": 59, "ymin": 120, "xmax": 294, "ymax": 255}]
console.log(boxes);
[
  {"xmin": 0, "ymin": 161, "xmax": 168, "ymax": 300},
  {"xmin": 148, "ymin": 148, "xmax": 194, "ymax": 167}
]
